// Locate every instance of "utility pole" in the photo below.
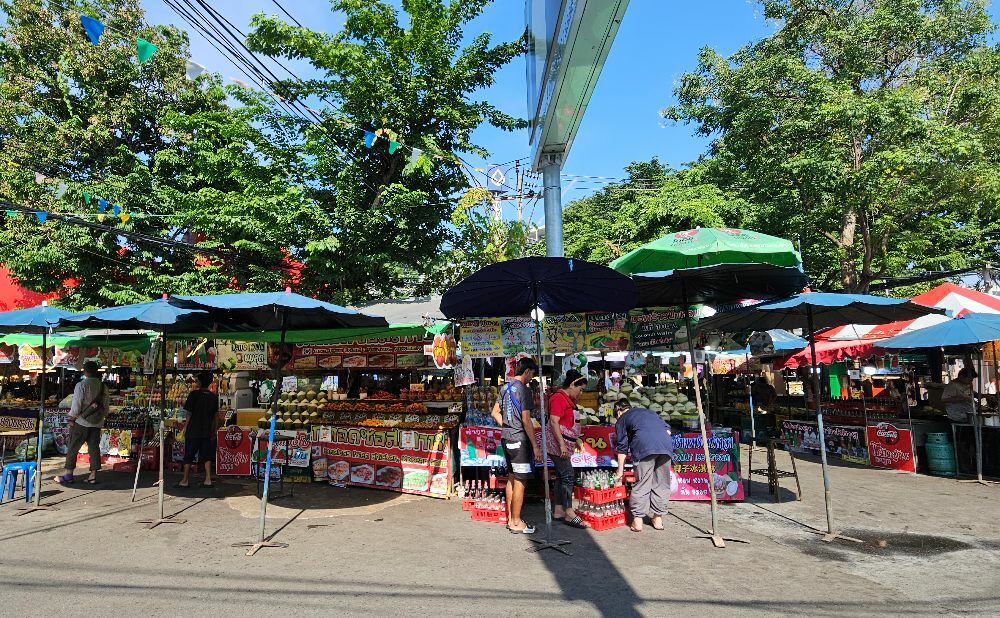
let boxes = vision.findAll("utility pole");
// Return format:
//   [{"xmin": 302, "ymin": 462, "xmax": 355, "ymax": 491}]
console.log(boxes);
[{"xmin": 515, "ymin": 160, "xmax": 523, "ymax": 222}]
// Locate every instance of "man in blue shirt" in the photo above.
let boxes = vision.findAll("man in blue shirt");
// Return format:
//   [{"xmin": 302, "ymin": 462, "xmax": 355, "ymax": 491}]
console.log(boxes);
[
  {"xmin": 491, "ymin": 357, "xmax": 540, "ymax": 534},
  {"xmin": 613, "ymin": 399, "xmax": 673, "ymax": 532}
]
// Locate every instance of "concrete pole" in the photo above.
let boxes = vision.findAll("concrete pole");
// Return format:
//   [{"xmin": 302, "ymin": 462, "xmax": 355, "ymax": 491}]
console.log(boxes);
[{"xmin": 542, "ymin": 153, "xmax": 564, "ymax": 257}]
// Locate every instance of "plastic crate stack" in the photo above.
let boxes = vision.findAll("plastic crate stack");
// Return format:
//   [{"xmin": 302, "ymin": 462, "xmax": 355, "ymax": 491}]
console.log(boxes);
[{"xmin": 573, "ymin": 482, "xmax": 629, "ymax": 531}]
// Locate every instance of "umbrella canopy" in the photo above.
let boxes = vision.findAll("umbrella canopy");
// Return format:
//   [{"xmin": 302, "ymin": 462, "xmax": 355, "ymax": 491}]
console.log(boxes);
[
  {"xmin": 59, "ymin": 298, "xmax": 209, "ymax": 331},
  {"xmin": 878, "ymin": 313, "xmax": 1000, "ymax": 350},
  {"xmin": 0, "ymin": 303, "xmax": 73, "ymax": 333},
  {"xmin": 698, "ymin": 292, "xmax": 946, "ymax": 334},
  {"xmin": 171, "ymin": 290, "xmax": 388, "ymax": 330},
  {"xmin": 610, "ymin": 228, "xmax": 801, "ymax": 274},
  {"xmin": 439, "ymin": 257, "xmax": 638, "ymax": 318},
  {"xmin": 747, "ymin": 329, "xmax": 808, "ymax": 356},
  {"xmin": 631, "ymin": 263, "xmax": 808, "ymax": 306}
]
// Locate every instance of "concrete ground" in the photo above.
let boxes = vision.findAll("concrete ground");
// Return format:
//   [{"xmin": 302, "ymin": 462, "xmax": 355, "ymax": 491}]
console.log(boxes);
[{"xmin": 0, "ymin": 448, "xmax": 997, "ymax": 617}]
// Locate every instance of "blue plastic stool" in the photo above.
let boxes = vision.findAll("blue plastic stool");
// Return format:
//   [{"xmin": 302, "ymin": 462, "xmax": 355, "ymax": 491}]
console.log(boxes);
[{"xmin": 1, "ymin": 461, "xmax": 37, "ymax": 502}]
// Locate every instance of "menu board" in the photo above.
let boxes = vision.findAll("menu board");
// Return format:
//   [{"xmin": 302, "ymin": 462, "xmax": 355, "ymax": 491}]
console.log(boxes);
[
  {"xmin": 670, "ymin": 431, "xmax": 744, "ymax": 502},
  {"xmin": 543, "ymin": 313, "xmax": 586, "ymax": 354},
  {"xmin": 628, "ymin": 307, "xmax": 697, "ymax": 350},
  {"xmin": 280, "ymin": 337, "xmax": 428, "ymax": 371},
  {"xmin": 585, "ymin": 312, "xmax": 630, "ymax": 352},
  {"xmin": 501, "ymin": 316, "xmax": 538, "ymax": 355},
  {"xmin": 316, "ymin": 427, "xmax": 452, "ymax": 498},
  {"xmin": 459, "ymin": 319, "xmax": 504, "ymax": 358}
]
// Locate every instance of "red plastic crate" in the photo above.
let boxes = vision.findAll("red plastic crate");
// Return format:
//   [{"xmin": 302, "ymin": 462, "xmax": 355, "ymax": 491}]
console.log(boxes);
[
  {"xmin": 471, "ymin": 506, "xmax": 507, "ymax": 524},
  {"xmin": 582, "ymin": 512, "xmax": 626, "ymax": 531},
  {"xmin": 489, "ymin": 476, "xmax": 508, "ymax": 489},
  {"xmin": 461, "ymin": 497, "xmax": 475, "ymax": 511},
  {"xmin": 573, "ymin": 485, "xmax": 627, "ymax": 504}
]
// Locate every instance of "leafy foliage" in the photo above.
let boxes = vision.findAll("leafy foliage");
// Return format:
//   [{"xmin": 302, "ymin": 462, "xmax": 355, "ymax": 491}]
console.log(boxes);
[{"xmin": 664, "ymin": 0, "xmax": 1000, "ymax": 292}]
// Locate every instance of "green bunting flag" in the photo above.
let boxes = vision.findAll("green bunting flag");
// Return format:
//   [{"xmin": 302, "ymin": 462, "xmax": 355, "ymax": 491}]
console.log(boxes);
[
  {"xmin": 388, "ymin": 140, "xmax": 401, "ymax": 155},
  {"xmin": 5, "ymin": 210, "xmax": 17, "ymax": 217},
  {"xmin": 137, "ymin": 38, "xmax": 158, "ymax": 63},
  {"xmin": 83, "ymin": 192, "xmax": 91, "ymax": 205}
]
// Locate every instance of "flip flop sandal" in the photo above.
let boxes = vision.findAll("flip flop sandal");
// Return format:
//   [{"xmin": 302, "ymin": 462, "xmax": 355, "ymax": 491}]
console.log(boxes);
[
  {"xmin": 563, "ymin": 516, "xmax": 590, "ymax": 529},
  {"xmin": 84, "ymin": 478, "xmax": 98, "ymax": 485},
  {"xmin": 54, "ymin": 475, "xmax": 74, "ymax": 485},
  {"xmin": 508, "ymin": 522, "xmax": 536, "ymax": 535},
  {"xmin": 173, "ymin": 482, "xmax": 190, "ymax": 489}
]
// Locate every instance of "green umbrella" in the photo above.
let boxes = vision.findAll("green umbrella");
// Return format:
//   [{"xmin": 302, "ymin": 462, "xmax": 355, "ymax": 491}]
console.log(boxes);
[{"xmin": 610, "ymin": 228, "xmax": 801, "ymax": 274}]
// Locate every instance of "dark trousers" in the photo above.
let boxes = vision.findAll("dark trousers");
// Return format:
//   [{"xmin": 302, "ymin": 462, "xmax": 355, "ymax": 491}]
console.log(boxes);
[
  {"xmin": 552, "ymin": 453, "xmax": 575, "ymax": 510},
  {"xmin": 64, "ymin": 424, "xmax": 102, "ymax": 472},
  {"xmin": 629, "ymin": 454, "xmax": 671, "ymax": 518}
]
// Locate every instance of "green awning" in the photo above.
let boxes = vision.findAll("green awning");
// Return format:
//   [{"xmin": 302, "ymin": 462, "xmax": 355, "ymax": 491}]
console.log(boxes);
[
  {"xmin": 0, "ymin": 333, "xmax": 153, "ymax": 352},
  {"xmin": 167, "ymin": 321, "xmax": 451, "ymax": 344}
]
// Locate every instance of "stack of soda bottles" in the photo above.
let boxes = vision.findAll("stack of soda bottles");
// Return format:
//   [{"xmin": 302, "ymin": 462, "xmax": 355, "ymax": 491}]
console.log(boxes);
[
  {"xmin": 463, "ymin": 480, "xmax": 507, "ymax": 524},
  {"xmin": 573, "ymin": 470, "xmax": 628, "ymax": 531}
]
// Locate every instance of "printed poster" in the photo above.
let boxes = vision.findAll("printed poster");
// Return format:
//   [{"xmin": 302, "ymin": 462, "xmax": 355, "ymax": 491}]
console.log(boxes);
[
  {"xmin": 317, "ymin": 427, "xmax": 452, "ymax": 498},
  {"xmin": 17, "ymin": 344, "xmax": 47, "ymax": 370},
  {"xmin": 52, "ymin": 346, "xmax": 81, "ymax": 369},
  {"xmin": 628, "ymin": 307, "xmax": 697, "ymax": 350},
  {"xmin": 216, "ymin": 426, "xmax": 252, "ymax": 475},
  {"xmin": 670, "ymin": 431, "xmax": 744, "ymax": 502},
  {"xmin": 866, "ymin": 423, "xmax": 915, "ymax": 472},
  {"xmin": 216, "ymin": 341, "xmax": 268, "ymax": 371},
  {"xmin": 781, "ymin": 420, "xmax": 869, "ymax": 465},
  {"xmin": 542, "ymin": 313, "xmax": 586, "ymax": 354},
  {"xmin": 175, "ymin": 339, "xmax": 217, "ymax": 370},
  {"xmin": 585, "ymin": 312, "xmax": 630, "ymax": 352},
  {"xmin": 459, "ymin": 425, "xmax": 618, "ymax": 468},
  {"xmin": 501, "ymin": 316, "xmax": 538, "ymax": 355},
  {"xmin": 459, "ymin": 319, "xmax": 503, "ymax": 358},
  {"xmin": 454, "ymin": 355, "xmax": 476, "ymax": 387}
]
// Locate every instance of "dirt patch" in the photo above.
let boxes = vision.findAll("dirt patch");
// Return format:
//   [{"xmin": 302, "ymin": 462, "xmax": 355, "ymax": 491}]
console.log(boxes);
[{"xmin": 791, "ymin": 528, "xmax": 975, "ymax": 561}]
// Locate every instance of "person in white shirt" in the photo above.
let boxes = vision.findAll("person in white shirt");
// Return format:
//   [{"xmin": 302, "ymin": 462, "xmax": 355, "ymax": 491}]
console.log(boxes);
[
  {"xmin": 941, "ymin": 368, "xmax": 977, "ymax": 423},
  {"xmin": 55, "ymin": 361, "xmax": 109, "ymax": 485}
]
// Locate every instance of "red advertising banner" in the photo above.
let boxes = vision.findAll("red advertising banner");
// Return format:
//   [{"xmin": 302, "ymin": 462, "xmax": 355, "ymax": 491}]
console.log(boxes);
[
  {"xmin": 866, "ymin": 422, "xmax": 916, "ymax": 472},
  {"xmin": 216, "ymin": 426, "xmax": 252, "ymax": 476},
  {"xmin": 274, "ymin": 337, "xmax": 429, "ymax": 371},
  {"xmin": 316, "ymin": 426, "xmax": 452, "ymax": 498},
  {"xmin": 459, "ymin": 425, "xmax": 618, "ymax": 468},
  {"xmin": 670, "ymin": 431, "xmax": 744, "ymax": 502}
]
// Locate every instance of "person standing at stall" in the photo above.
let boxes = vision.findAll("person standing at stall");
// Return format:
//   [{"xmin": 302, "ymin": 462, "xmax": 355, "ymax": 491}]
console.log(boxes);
[
  {"xmin": 491, "ymin": 357, "xmax": 540, "ymax": 534},
  {"xmin": 942, "ymin": 367, "xmax": 977, "ymax": 423},
  {"xmin": 547, "ymin": 370, "xmax": 588, "ymax": 529},
  {"xmin": 750, "ymin": 376, "xmax": 777, "ymax": 411},
  {"xmin": 177, "ymin": 371, "xmax": 219, "ymax": 488},
  {"xmin": 613, "ymin": 399, "xmax": 674, "ymax": 532},
  {"xmin": 55, "ymin": 361, "xmax": 108, "ymax": 485}
]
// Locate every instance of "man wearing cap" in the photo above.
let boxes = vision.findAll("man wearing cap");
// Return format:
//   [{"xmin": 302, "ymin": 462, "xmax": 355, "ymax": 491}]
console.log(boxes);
[{"xmin": 55, "ymin": 361, "xmax": 109, "ymax": 485}]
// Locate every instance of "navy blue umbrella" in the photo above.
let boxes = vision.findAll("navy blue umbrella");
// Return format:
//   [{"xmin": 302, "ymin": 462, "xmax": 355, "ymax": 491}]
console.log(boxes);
[
  {"xmin": 632, "ymin": 263, "xmax": 808, "ymax": 307},
  {"xmin": 699, "ymin": 292, "xmax": 945, "ymax": 541},
  {"xmin": 439, "ymin": 257, "xmax": 638, "ymax": 318},
  {"xmin": 59, "ymin": 297, "xmax": 212, "ymax": 529},
  {"xmin": 0, "ymin": 303, "xmax": 73, "ymax": 514}
]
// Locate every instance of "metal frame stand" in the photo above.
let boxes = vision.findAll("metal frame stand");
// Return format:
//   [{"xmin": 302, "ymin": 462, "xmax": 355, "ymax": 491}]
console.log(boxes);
[
  {"xmin": 138, "ymin": 333, "xmax": 186, "ymax": 529},
  {"xmin": 17, "ymin": 329, "xmax": 58, "ymax": 516}
]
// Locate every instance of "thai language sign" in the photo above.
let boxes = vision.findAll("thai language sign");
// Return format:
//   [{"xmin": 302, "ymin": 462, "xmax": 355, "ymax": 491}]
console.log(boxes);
[
  {"xmin": 216, "ymin": 426, "xmax": 252, "ymax": 475},
  {"xmin": 585, "ymin": 312, "xmax": 630, "ymax": 352},
  {"xmin": 458, "ymin": 425, "xmax": 618, "ymax": 468},
  {"xmin": 781, "ymin": 420, "xmax": 869, "ymax": 465},
  {"xmin": 501, "ymin": 316, "xmax": 538, "ymax": 355},
  {"xmin": 217, "ymin": 341, "xmax": 268, "ymax": 371},
  {"xmin": 316, "ymin": 427, "xmax": 452, "ymax": 498},
  {"xmin": 543, "ymin": 313, "xmax": 586, "ymax": 354},
  {"xmin": 277, "ymin": 337, "xmax": 428, "ymax": 371},
  {"xmin": 866, "ymin": 422, "xmax": 915, "ymax": 472},
  {"xmin": 459, "ymin": 319, "xmax": 503, "ymax": 358},
  {"xmin": 627, "ymin": 306, "xmax": 697, "ymax": 350},
  {"xmin": 670, "ymin": 431, "xmax": 744, "ymax": 502}
]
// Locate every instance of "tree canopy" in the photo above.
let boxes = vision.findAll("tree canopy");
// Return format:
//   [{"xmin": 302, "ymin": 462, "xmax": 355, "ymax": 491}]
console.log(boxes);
[{"xmin": 664, "ymin": 0, "xmax": 1000, "ymax": 292}]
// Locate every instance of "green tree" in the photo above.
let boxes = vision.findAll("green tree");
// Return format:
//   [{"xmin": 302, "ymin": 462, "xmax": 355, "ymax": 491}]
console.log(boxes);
[
  {"xmin": 246, "ymin": 0, "xmax": 526, "ymax": 302},
  {"xmin": 559, "ymin": 159, "xmax": 753, "ymax": 264},
  {"xmin": 0, "ymin": 0, "xmax": 326, "ymax": 309},
  {"xmin": 664, "ymin": 0, "xmax": 1000, "ymax": 292}
]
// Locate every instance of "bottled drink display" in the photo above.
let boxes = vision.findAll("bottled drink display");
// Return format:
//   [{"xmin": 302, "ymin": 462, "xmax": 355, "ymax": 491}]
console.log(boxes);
[
  {"xmin": 577, "ymin": 469, "xmax": 617, "ymax": 489},
  {"xmin": 576, "ymin": 500, "xmax": 626, "ymax": 519}
]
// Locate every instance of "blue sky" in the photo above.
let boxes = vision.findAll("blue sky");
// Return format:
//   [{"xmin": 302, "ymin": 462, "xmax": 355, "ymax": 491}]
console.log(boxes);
[{"xmin": 141, "ymin": 0, "xmax": 998, "ymax": 223}]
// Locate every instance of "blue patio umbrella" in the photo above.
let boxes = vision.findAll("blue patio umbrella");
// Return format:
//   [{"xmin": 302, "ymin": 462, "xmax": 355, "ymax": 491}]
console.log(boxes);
[
  {"xmin": 59, "ymin": 297, "xmax": 210, "ymax": 528},
  {"xmin": 748, "ymin": 329, "xmax": 809, "ymax": 356},
  {"xmin": 698, "ymin": 292, "xmax": 946, "ymax": 542},
  {"xmin": 0, "ymin": 303, "xmax": 73, "ymax": 514},
  {"xmin": 879, "ymin": 313, "xmax": 1000, "ymax": 350},
  {"xmin": 170, "ymin": 289, "xmax": 389, "ymax": 555},
  {"xmin": 441, "ymin": 257, "xmax": 638, "ymax": 554}
]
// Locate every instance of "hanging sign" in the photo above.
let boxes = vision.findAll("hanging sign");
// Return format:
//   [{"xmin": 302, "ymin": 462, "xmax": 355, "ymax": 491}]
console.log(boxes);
[
  {"xmin": 17, "ymin": 344, "xmax": 47, "ymax": 370},
  {"xmin": 424, "ymin": 333, "xmax": 457, "ymax": 369},
  {"xmin": 542, "ymin": 313, "xmax": 586, "ymax": 354},
  {"xmin": 866, "ymin": 423, "xmax": 915, "ymax": 472},
  {"xmin": 454, "ymin": 356, "xmax": 476, "ymax": 387},
  {"xmin": 0, "ymin": 343, "xmax": 15, "ymax": 364},
  {"xmin": 585, "ymin": 312, "xmax": 630, "ymax": 352},
  {"xmin": 280, "ymin": 338, "xmax": 427, "ymax": 371},
  {"xmin": 52, "ymin": 346, "xmax": 82, "ymax": 369},
  {"xmin": 627, "ymin": 307, "xmax": 697, "ymax": 349},
  {"xmin": 459, "ymin": 319, "xmax": 503, "ymax": 358},
  {"xmin": 217, "ymin": 341, "xmax": 268, "ymax": 371},
  {"xmin": 175, "ymin": 339, "xmax": 217, "ymax": 370},
  {"xmin": 501, "ymin": 316, "xmax": 538, "ymax": 355},
  {"xmin": 215, "ymin": 426, "xmax": 252, "ymax": 475}
]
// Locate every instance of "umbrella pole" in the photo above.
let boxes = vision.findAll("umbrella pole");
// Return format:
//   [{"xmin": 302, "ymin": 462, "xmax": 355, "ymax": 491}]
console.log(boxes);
[
  {"xmin": 139, "ymin": 333, "xmax": 186, "ymax": 529},
  {"xmin": 745, "ymin": 353, "xmax": 757, "ymax": 452},
  {"xmin": 17, "ymin": 329, "xmax": 55, "ymax": 515},
  {"xmin": 805, "ymin": 307, "xmax": 861, "ymax": 543},
  {"xmin": 235, "ymin": 309, "xmax": 290, "ymax": 556},
  {"xmin": 527, "ymin": 284, "xmax": 571, "ymax": 555}
]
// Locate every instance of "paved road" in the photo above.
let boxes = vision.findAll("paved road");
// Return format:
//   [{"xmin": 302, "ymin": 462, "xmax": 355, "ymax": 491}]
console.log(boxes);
[{"xmin": 0, "ymin": 449, "xmax": 996, "ymax": 616}]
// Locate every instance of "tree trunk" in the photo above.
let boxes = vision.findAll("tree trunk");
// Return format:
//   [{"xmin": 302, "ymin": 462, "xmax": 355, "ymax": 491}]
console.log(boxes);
[{"xmin": 840, "ymin": 204, "xmax": 859, "ymax": 292}]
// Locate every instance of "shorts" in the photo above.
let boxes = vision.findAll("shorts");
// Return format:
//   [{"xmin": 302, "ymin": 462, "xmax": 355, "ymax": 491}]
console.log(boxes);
[
  {"xmin": 501, "ymin": 437, "xmax": 534, "ymax": 480},
  {"xmin": 183, "ymin": 437, "xmax": 216, "ymax": 464}
]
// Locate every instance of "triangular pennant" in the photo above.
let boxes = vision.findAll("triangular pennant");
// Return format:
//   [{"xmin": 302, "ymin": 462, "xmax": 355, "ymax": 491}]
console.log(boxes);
[
  {"xmin": 120, "ymin": 212, "xmax": 131, "ymax": 223},
  {"xmin": 185, "ymin": 60, "xmax": 206, "ymax": 79},
  {"xmin": 112, "ymin": 204, "xmax": 121, "ymax": 217},
  {"xmin": 409, "ymin": 147, "xmax": 423, "ymax": 166},
  {"xmin": 97, "ymin": 213, "xmax": 105, "ymax": 222},
  {"xmin": 34, "ymin": 172, "xmax": 47, "ymax": 184},
  {"xmin": 54, "ymin": 182, "xmax": 68, "ymax": 199},
  {"xmin": 83, "ymin": 192, "xmax": 91, "ymax": 205},
  {"xmin": 35, "ymin": 211, "xmax": 48, "ymax": 223},
  {"xmin": 388, "ymin": 140, "xmax": 401, "ymax": 155},
  {"xmin": 79, "ymin": 15, "xmax": 105, "ymax": 46},
  {"xmin": 363, "ymin": 131, "xmax": 376, "ymax": 148},
  {"xmin": 5, "ymin": 210, "xmax": 17, "ymax": 217},
  {"xmin": 98, "ymin": 198, "xmax": 107, "ymax": 213},
  {"xmin": 137, "ymin": 38, "xmax": 158, "ymax": 63}
]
